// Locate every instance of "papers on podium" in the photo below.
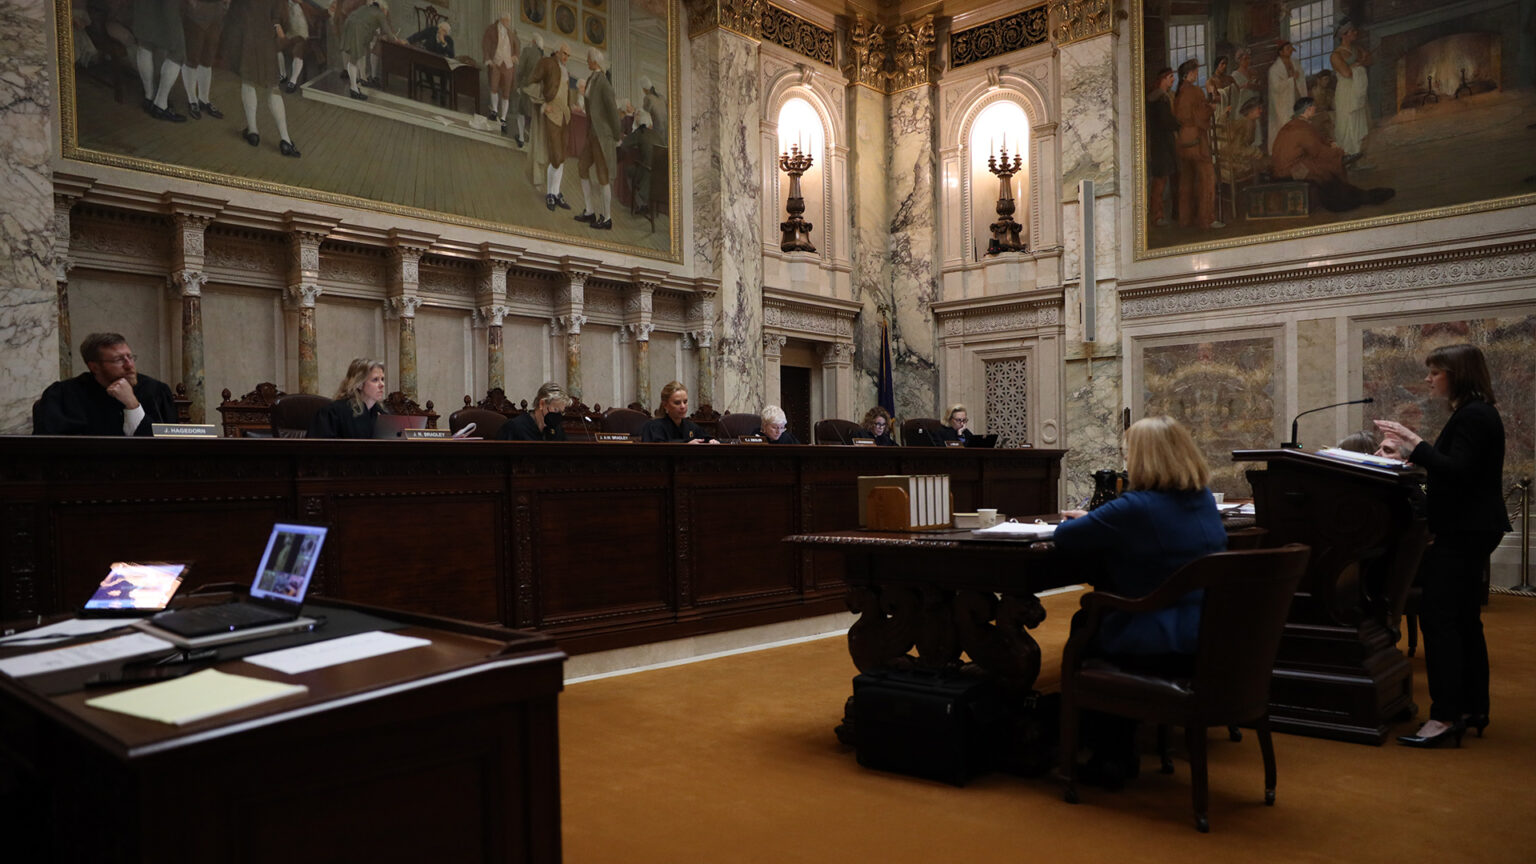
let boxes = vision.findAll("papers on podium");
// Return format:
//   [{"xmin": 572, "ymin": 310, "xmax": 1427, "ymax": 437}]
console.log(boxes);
[
  {"xmin": 1314, "ymin": 447, "xmax": 1408, "ymax": 469},
  {"xmin": 85, "ymin": 668, "xmax": 308, "ymax": 725}
]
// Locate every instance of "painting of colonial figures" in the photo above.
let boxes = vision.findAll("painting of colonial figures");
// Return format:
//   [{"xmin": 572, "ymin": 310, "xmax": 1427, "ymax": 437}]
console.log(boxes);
[
  {"xmin": 1136, "ymin": 0, "xmax": 1536, "ymax": 256},
  {"xmin": 59, "ymin": 0, "xmax": 676, "ymax": 259}
]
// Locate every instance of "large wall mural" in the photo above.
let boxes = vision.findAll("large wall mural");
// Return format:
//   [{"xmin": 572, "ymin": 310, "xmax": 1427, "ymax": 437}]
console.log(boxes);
[
  {"xmin": 1133, "ymin": 0, "xmax": 1536, "ymax": 257},
  {"xmin": 59, "ymin": 0, "xmax": 678, "ymax": 259}
]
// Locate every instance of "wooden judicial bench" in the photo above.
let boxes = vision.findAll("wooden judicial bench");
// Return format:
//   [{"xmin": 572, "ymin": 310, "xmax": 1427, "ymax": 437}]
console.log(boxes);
[{"xmin": 0, "ymin": 437, "xmax": 1065, "ymax": 655}]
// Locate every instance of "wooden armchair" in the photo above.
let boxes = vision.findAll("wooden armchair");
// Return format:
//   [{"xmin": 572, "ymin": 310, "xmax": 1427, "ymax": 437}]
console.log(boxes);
[
  {"xmin": 901, "ymin": 418, "xmax": 946, "ymax": 446},
  {"xmin": 814, "ymin": 418, "xmax": 864, "ymax": 444},
  {"xmin": 269, "ymin": 394, "xmax": 332, "ymax": 438},
  {"xmin": 1059, "ymin": 544, "xmax": 1310, "ymax": 832},
  {"xmin": 717, "ymin": 412, "xmax": 761, "ymax": 440},
  {"xmin": 218, "ymin": 383, "xmax": 287, "ymax": 437},
  {"xmin": 449, "ymin": 403, "xmax": 508, "ymax": 439},
  {"xmin": 382, "ymin": 391, "xmax": 439, "ymax": 428},
  {"xmin": 600, "ymin": 407, "xmax": 651, "ymax": 436}
]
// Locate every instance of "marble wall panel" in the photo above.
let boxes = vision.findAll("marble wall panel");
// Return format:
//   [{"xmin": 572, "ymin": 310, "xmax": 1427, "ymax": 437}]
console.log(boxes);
[
  {"xmin": 204, "ymin": 286, "xmax": 281, "ymax": 414},
  {"xmin": 848, "ymin": 85, "xmax": 889, "ymax": 418},
  {"xmin": 1296, "ymin": 318, "xmax": 1341, "ymax": 449},
  {"xmin": 1143, "ymin": 337, "xmax": 1279, "ymax": 496},
  {"xmin": 0, "ymin": 0, "xmax": 57, "ymax": 434},
  {"xmin": 71, "ymin": 274, "xmax": 166, "ymax": 381},
  {"xmin": 690, "ymin": 29, "xmax": 764, "ymax": 412},
  {"xmin": 582, "ymin": 325, "xmax": 618, "ymax": 410},
  {"xmin": 887, "ymin": 86, "xmax": 941, "ymax": 421},
  {"xmin": 649, "ymin": 332, "xmax": 681, "ymax": 408},
  {"xmin": 1057, "ymin": 35, "xmax": 1116, "ymax": 198},
  {"xmin": 314, "ymin": 299, "xmax": 383, "ymax": 397},
  {"xmin": 417, "ymin": 307, "xmax": 469, "ymax": 414},
  {"xmin": 1064, "ymin": 357, "xmax": 1123, "ymax": 507},
  {"xmin": 1362, "ymin": 314, "xmax": 1536, "ymax": 498},
  {"xmin": 502, "ymin": 316, "xmax": 552, "ymax": 409}
]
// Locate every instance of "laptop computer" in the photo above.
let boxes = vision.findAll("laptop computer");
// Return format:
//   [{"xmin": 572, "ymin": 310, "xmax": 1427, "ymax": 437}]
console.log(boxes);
[
  {"xmin": 140, "ymin": 523, "xmax": 327, "ymax": 643},
  {"xmin": 373, "ymin": 414, "xmax": 429, "ymax": 439},
  {"xmin": 80, "ymin": 562, "xmax": 188, "ymax": 617},
  {"xmin": 963, "ymin": 434, "xmax": 999, "ymax": 448}
]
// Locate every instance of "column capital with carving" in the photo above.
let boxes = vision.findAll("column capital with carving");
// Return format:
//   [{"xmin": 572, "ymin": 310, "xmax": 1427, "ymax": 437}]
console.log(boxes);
[
  {"xmin": 818, "ymin": 341, "xmax": 855, "ymax": 367},
  {"xmin": 763, "ymin": 332, "xmax": 787, "ymax": 358},
  {"xmin": 560, "ymin": 313, "xmax": 588, "ymax": 335},
  {"xmin": 387, "ymin": 295, "xmax": 425, "ymax": 318},
  {"xmin": 691, "ymin": 329, "xmax": 715, "ymax": 349},
  {"xmin": 843, "ymin": 14, "xmax": 889, "ymax": 91},
  {"xmin": 480, "ymin": 304, "xmax": 511, "ymax": 327},
  {"xmin": 629, "ymin": 322, "xmax": 655, "ymax": 342},
  {"xmin": 286, "ymin": 282, "xmax": 324, "ymax": 309},
  {"xmin": 169, "ymin": 270, "xmax": 208, "ymax": 297},
  {"xmin": 686, "ymin": 0, "xmax": 764, "ymax": 40},
  {"xmin": 1050, "ymin": 0, "xmax": 1115, "ymax": 46},
  {"xmin": 888, "ymin": 15, "xmax": 937, "ymax": 92}
]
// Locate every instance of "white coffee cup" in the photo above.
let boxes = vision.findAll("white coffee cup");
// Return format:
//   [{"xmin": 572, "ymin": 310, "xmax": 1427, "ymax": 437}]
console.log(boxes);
[
  {"xmin": 977, "ymin": 508, "xmax": 998, "ymax": 526},
  {"xmin": 1212, "ymin": 492, "xmax": 1226, "ymax": 506}
]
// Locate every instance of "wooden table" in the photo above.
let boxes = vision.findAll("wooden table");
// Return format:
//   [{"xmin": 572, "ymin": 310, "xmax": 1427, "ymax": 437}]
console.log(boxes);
[
  {"xmin": 380, "ymin": 41, "xmax": 480, "ymax": 114},
  {"xmin": 0, "ymin": 597, "xmax": 564, "ymax": 863}
]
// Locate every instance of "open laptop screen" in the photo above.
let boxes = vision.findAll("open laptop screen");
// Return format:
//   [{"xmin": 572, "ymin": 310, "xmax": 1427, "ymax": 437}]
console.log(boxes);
[
  {"xmin": 373, "ymin": 414, "xmax": 430, "ymax": 439},
  {"xmin": 82, "ymin": 562, "xmax": 187, "ymax": 613},
  {"xmin": 251, "ymin": 523, "xmax": 327, "ymax": 605}
]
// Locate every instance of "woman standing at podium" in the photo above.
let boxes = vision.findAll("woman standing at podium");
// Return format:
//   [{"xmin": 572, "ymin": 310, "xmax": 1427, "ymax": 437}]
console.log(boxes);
[
  {"xmin": 1376, "ymin": 343, "xmax": 1508, "ymax": 748},
  {"xmin": 309, "ymin": 358, "xmax": 387, "ymax": 438},
  {"xmin": 1054, "ymin": 416, "xmax": 1226, "ymax": 786}
]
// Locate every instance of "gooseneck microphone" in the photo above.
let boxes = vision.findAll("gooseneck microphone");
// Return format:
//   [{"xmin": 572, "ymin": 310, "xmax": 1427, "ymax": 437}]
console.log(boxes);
[
  {"xmin": 579, "ymin": 414, "xmax": 597, "ymax": 441},
  {"xmin": 1284, "ymin": 397, "xmax": 1374, "ymax": 449}
]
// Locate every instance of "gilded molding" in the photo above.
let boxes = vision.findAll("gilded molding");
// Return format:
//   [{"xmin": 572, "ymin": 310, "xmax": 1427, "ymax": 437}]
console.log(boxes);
[
  {"xmin": 888, "ymin": 16, "xmax": 937, "ymax": 92},
  {"xmin": 689, "ymin": 1, "xmax": 834, "ymax": 67},
  {"xmin": 950, "ymin": 6, "xmax": 1050, "ymax": 69},
  {"xmin": 844, "ymin": 15, "xmax": 888, "ymax": 91},
  {"xmin": 1050, "ymin": 0, "xmax": 1115, "ymax": 47}
]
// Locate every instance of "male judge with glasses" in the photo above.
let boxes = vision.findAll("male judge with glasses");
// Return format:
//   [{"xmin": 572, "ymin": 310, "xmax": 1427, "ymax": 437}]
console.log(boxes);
[{"xmin": 33, "ymin": 333, "xmax": 177, "ymax": 436}]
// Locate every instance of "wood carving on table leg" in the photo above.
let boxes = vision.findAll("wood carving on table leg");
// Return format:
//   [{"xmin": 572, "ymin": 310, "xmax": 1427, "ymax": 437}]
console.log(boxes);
[
  {"xmin": 953, "ymin": 589, "xmax": 1045, "ymax": 686},
  {"xmin": 845, "ymin": 584, "xmax": 922, "ymax": 673}
]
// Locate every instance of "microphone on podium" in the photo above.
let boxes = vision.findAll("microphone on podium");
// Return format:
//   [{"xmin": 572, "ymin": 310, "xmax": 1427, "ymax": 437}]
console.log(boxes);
[{"xmin": 1283, "ymin": 397, "xmax": 1373, "ymax": 449}]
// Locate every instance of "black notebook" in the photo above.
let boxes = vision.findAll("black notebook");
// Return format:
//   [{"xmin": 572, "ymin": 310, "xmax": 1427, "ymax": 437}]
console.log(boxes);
[{"xmin": 145, "ymin": 523, "xmax": 327, "ymax": 639}]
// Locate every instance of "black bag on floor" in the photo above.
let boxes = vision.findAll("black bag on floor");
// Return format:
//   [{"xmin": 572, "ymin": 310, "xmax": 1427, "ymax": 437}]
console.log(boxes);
[{"xmin": 851, "ymin": 669, "xmax": 1005, "ymax": 786}]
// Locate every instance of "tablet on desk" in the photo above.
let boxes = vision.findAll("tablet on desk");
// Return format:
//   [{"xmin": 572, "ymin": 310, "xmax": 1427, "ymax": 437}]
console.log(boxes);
[{"xmin": 80, "ymin": 562, "xmax": 188, "ymax": 617}]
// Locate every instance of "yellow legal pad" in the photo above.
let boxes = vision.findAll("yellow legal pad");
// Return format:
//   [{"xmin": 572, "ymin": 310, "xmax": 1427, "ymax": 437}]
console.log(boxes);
[{"xmin": 85, "ymin": 668, "xmax": 308, "ymax": 726}]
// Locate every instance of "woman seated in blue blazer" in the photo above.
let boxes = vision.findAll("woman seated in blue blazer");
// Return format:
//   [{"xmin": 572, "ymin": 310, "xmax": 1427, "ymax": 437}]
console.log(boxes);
[{"xmin": 1053, "ymin": 415, "xmax": 1226, "ymax": 788}]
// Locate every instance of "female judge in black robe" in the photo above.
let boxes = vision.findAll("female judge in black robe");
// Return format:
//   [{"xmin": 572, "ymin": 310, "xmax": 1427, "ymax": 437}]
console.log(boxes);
[
  {"xmin": 640, "ymin": 381, "xmax": 714, "ymax": 443},
  {"xmin": 1375, "ymin": 343, "xmax": 1509, "ymax": 747},
  {"xmin": 308, "ymin": 358, "xmax": 387, "ymax": 438}
]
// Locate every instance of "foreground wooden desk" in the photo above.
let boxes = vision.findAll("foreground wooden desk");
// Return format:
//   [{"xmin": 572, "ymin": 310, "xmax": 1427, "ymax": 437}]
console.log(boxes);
[
  {"xmin": 0, "ymin": 438, "xmax": 1064, "ymax": 655},
  {"xmin": 0, "ymin": 598, "xmax": 565, "ymax": 863}
]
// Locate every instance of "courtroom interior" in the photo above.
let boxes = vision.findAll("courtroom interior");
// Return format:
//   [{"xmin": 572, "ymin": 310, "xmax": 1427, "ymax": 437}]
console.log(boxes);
[{"xmin": 2, "ymin": 0, "xmax": 1535, "ymax": 859}]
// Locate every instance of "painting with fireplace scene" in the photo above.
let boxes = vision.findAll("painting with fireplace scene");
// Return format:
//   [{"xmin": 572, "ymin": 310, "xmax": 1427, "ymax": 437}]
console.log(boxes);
[
  {"xmin": 58, "ymin": 0, "xmax": 676, "ymax": 258},
  {"xmin": 1135, "ymin": 0, "xmax": 1536, "ymax": 256}
]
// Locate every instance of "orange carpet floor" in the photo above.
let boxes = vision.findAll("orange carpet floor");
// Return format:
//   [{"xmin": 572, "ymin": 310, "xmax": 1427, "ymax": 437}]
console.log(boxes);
[{"xmin": 560, "ymin": 590, "xmax": 1536, "ymax": 863}]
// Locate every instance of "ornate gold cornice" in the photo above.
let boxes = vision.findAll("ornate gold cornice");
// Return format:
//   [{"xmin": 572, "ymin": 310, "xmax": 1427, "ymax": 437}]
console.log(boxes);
[
  {"xmin": 844, "ymin": 15, "xmax": 889, "ymax": 90},
  {"xmin": 1050, "ymin": 0, "xmax": 1115, "ymax": 47},
  {"xmin": 842, "ymin": 12, "xmax": 937, "ymax": 93},
  {"xmin": 688, "ymin": 0, "xmax": 836, "ymax": 67},
  {"xmin": 949, "ymin": 5, "xmax": 1049, "ymax": 68},
  {"xmin": 888, "ymin": 15, "xmax": 938, "ymax": 91}
]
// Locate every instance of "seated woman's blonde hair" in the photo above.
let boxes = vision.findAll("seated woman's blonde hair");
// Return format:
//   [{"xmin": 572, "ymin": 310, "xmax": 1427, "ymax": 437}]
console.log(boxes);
[
  {"xmin": 1125, "ymin": 416, "xmax": 1211, "ymax": 492},
  {"xmin": 335, "ymin": 358, "xmax": 385, "ymax": 415}
]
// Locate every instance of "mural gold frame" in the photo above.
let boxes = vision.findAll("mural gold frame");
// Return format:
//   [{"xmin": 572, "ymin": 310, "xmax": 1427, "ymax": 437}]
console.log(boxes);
[
  {"xmin": 1130, "ymin": 0, "xmax": 1536, "ymax": 261},
  {"xmin": 54, "ymin": 0, "xmax": 683, "ymax": 264}
]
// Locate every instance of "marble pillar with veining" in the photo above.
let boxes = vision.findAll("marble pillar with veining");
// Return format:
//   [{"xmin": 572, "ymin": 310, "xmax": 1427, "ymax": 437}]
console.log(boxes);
[
  {"xmin": 848, "ymin": 84, "xmax": 890, "ymax": 417},
  {"xmin": 0, "ymin": 0, "xmax": 60, "ymax": 434},
  {"xmin": 53, "ymin": 194, "xmax": 78, "ymax": 381},
  {"xmin": 690, "ymin": 29, "xmax": 763, "ymax": 412},
  {"xmin": 1063, "ymin": 356, "xmax": 1124, "ymax": 507},
  {"xmin": 483, "ymin": 305, "xmax": 509, "ymax": 394},
  {"xmin": 632, "ymin": 324, "xmax": 653, "ymax": 408},
  {"xmin": 887, "ymin": 86, "xmax": 941, "ymax": 421},
  {"xmin": 693, "ymin": 332, "xmax": 714, "ymax": 409},
  {"xmin": 564, "ymin": 315, "xmax": 586, "ymax": 401},
  {"xmin": 172, "ymin": 272, "xmax": 208, "ymax": 422},
  {"xmin": 289, "ymin": 284, "xmax": 322, "ymax": 393},
  {"xmin": 393, "ymin": 297, "xmax": 423, "ymax": 400},
  {"xmin": 1057, "ymin": 35, "xmax": 1117, "ymax": 200}
]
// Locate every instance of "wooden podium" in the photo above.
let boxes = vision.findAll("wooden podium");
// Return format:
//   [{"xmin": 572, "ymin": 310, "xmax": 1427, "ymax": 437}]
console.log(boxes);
[{"xmin": 1235, "ymin": 449, "xmax": 1430, "ymax": 744}]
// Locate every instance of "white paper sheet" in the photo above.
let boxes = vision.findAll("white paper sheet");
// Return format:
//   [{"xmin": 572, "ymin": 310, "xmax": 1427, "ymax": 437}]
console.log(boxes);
[
  {"xmin": 0, "ymin": 618, "xmax": 137, "ymax": 646},
  {"xmin": 0, "ymin": 632, "xmax": 176, "ymax": 678},
  {"xmin": 971, "ymin": 520, "xmax": 1056, "ymax": 540},
  {"xmin": 243, "ymin": 631, "xmax": 432, "ymax": 675},
  {"xmin": 85, "ymin": 669, "xmax": 308, "ymax": 725}
]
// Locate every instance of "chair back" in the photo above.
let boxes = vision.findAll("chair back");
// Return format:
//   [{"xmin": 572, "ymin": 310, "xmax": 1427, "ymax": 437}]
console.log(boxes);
[
  {"xmin": 718, "ymin": 412, "xmax": 761, "ymax": 440},
  {"xmin": 901, "ymin": 418, "xmax": 946, "ymax": 446},
  {"xmin": 1191, "ymin": 544, "xmax": 1310, "ymax": 721},
  {"xmin": 270, "ymin": 394, "xmax": 332, "ymax": 438},
  {"xmin": 814, "ymin": 418, "xmax": 864, "ymax": 445},
  {"xmin": 449, "ymin": 407, "xmax": 508, "ymax": 439},
  {"xmin": 601, "ymin": 407, "xmax": 651, "ymax": 436}
]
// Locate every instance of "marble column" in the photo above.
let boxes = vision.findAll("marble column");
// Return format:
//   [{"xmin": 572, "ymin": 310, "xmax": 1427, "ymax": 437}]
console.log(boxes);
[
  {"xmin": 625, "ymin": 279, "xmax": 657, "ymax": 408},
  {"xmin": 556, "ymin": 266, "xmax": 591, "ymax": 400},
  {"xmin": 0, "ymin": 1, "xmax": 60, "ymax": 434},
  {"xmin": 390, "ymin": 297, "xmax": 424, "ymax": 400},
  {"xmin": 818, "ymin": 341, "xmax": 855, "ymax": 421},
  {"xmin": 481, "ymin": 305, "xmax": 510, "ymax": 394},
  {"xmin": 847, "ymin": 82, "xmax": 891, "ymax": 416},
  {"xmin": 631, "ymin": 324, "xmax": 653, "ymax": 408},
  {"xmin": 287, "ymin": 284, "xmax": 323, "ymax": 393},
  {"xmin": 690, "ymin": 25, "xmax": 763, "ymax": 412},
  {"xmin": 562, "ymin": 313, "xmax": 586, "ymax": 401},
  {"xmin": 763, "ymin": 333, "xmax": 787, "ymax": 406},
  {"xmin": 170, "ymin": 271, "xmax": 208, "ymax": 422},
  {"xmin": 692, "ymin": 330, "xmax": 714, "ymax": 408},
  {"xmin": 51, "ymin": 190, "xmax": 85, "ymax": 380},
  {"xmin": 887, "ymin": 82, "xmax": 942, "ymax": 421}
]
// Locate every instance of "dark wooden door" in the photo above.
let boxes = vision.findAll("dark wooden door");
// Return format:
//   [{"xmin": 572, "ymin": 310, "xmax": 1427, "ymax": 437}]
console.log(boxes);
[{"xmin": 781, "ymin": 365, "xmax": 812, "ymax": 444}]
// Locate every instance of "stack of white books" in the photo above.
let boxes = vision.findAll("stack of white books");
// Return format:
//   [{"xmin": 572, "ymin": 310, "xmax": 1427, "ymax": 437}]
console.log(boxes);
[{"xmin": 856, "ymin": 474, "xmax": 952, "ymax": 530}]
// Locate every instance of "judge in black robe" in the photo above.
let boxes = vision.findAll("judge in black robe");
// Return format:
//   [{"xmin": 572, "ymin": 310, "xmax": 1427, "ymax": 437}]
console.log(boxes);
[
  {"xmin": 640, "ymin": 416, "xmax": 709, "ymax": 442},
  {"xmin": 498, "ymin": 410, "xmax": 568, "ymax": 441},
  {"xmin": 34, "ymin": 371, "xmax": 177, "ymax": 436},
  {"xmin": 307, "ymin": 399, "xmax": 382, "ymax": 439}
]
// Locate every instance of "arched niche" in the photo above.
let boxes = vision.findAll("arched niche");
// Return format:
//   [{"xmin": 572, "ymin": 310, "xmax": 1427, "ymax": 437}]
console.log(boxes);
[{"xmin": 760, "ymin": 69, "xmax": 848, "ymax": 279}]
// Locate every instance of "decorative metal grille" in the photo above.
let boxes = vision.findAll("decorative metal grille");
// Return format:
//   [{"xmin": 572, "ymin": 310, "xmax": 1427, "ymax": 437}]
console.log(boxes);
[
  {"xmin": 984, "ymin": 357, "xmax": 1029, "ymax": 445},
  {"xmin": 950, "ymin": 6, "xmax": 1049, "ymax": 69}
]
